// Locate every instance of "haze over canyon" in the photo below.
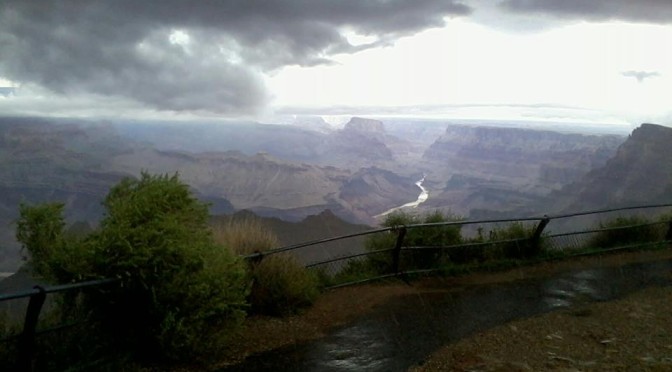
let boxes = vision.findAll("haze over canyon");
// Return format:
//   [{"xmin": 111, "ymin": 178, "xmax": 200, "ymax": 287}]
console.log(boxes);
[{"xmin": 1, "ymin": 114, "xmax": 670, "ymax": 273}]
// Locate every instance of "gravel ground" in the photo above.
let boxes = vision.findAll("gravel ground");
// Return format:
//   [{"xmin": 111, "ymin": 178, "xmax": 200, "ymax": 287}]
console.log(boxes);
[{"xmin": 412, "ymin": 285, "xmax": 672, "ymax": 371}]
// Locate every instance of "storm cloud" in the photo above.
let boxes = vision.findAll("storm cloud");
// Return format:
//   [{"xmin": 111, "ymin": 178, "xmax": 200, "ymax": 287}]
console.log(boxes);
[
  {"xmin": 500, "ymin": 0, "xmax": 672, "ymax": 24},
  {"xmin": 0, "ymin": 0, "xmax": 471, "ymax": 114}
]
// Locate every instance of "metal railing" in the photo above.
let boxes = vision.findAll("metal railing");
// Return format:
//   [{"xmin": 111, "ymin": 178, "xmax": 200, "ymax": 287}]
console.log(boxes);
[
  {"xmin": 245, "ymin": 203, "xmax": 672, "ymax": 288},
  {"xmin": 0, "ymin": 278, "xmax": 119, "ymax": 371},
  {"xmin": 1, "ymin": 203, "xmax": 671, "ymax": 369}
]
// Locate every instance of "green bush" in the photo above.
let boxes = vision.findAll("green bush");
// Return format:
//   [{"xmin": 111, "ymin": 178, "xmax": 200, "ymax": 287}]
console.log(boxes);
[
  {"xmin": 16, "ymin": 173, "xmax": 249, "ymax": 361},
  {"xmin": 212, "ymin": 218, "xmax": 319, "ymax": 316},
  {"xmin": 248, "ymin": 254, "xmax": 319, "ymax": 316},
  {"xmin": 332, "ymin": 255, "xmax": 386, "ymax": 285},
  {"xmin": 16, "ymin": 202, "xmax": 67, "ymax": 280},
  {"xmin": 16, "ymin": 203, "xmax": 95, "ymax": 283},
  {"xmin": 485, "ymin": 222, "xmax": 540, "ymax": 259},
  {"xmin": 362, "ymin": 211, "xmax": 463, "ymax": 273},
  {"xmin": 585, "ymin": 215, "xmax": 663, "ymax": 250},
  {"xmin": 408, "ymin": 211, "xmax": 464, "ymax": 268}
]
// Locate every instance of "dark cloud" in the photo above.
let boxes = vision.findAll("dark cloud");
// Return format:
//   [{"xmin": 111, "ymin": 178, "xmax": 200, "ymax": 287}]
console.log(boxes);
[
  {"xmin": 0, "ymin": 0, "xmax": 470, "ymax": 114},
  {"xmin": 500, "ymin": 0, "xmax": 672, "ymax": 24},
  {"xmin": 621, "ymin": 71, "xmax": 660, "ymax": 83}
]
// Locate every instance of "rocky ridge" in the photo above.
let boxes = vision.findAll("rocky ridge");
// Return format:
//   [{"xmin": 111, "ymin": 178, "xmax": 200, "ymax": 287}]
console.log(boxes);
[
  {"xmin": 420, "ymin": 125, "xmax": 624, "ymax": 216},
  {"xmin": 544, "ymin": 123, "xmax": 672, "ymax": 213}
]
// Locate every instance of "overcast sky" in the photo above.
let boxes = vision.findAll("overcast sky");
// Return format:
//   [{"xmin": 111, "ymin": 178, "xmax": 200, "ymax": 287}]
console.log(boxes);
[{"xmin": 1, "ymin": 0, "xmax": 671, "ymax": 125}]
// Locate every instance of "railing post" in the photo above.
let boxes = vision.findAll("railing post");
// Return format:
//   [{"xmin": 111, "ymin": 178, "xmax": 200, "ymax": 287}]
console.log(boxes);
[
  {"xmin": 392, "ymin": 226, "xmax": 407, "ymax": 275},
  {"xmin": 529, "ymin": 216, "xmax": 551, "ymax": 257},
  {"xmin": 249, "ymin": 250, "xmax": 264, "ymax": 266},
  {"xmin": 18, "ymin": 285, "xmax": 47, "ymax": 372}
]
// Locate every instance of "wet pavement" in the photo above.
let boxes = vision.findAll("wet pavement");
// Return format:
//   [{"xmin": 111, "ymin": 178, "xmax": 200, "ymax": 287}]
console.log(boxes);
[{"xmin": 221, "ymin": 259, "xmax": 672, "ymax": 371}]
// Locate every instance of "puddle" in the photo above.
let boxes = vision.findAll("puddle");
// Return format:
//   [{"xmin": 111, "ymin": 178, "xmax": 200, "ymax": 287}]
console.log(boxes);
[{"xmin": 221, "ymin": 259, "xmax": 672, "ymax": 371}]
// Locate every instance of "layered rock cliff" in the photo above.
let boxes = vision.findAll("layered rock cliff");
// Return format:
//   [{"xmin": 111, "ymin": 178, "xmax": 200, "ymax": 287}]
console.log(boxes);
[
  {"xmin": 545, "ymin": 123, "xmax": 672, "ymax": 213},
  {"xmin": 337, "ymin": 167, "xmax": 420, "ymax": 220},
  {"xmin": 420, "ymin": 125, "xmax": 624, "ymax": 215},
  {"xmin": 318, "ymin": 117, "xmax": 396, "ymax": 168},
  {"xmin": 111, "ymin": 149, "xmax": 349, "ymax": 211},
  {"xmin": 114, "ymin": 117, "xmax": 403, "ymax": 171}
]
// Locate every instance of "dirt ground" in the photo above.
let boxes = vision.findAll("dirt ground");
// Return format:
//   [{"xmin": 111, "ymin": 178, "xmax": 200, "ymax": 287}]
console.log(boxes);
[
  {"xmin": 217, "ymin": 249, "xmax": 672, "ymax": 370},
  {"xmin": 412, "ymin": 285, "xmax": 672, "ymax": 371}
]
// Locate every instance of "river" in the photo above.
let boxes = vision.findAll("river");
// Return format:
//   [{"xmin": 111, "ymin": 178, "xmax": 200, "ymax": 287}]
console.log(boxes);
[{"xmin": 374, "ymin": 176, "xmax": 429, "ymax": 219}]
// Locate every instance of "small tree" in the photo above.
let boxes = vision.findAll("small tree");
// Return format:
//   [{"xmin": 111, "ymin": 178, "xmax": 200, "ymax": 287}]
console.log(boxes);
[
  {"xmin": 247, "ymin": 254, "xmax": 319, "ymax": 316},
  {"xmin": 91, "ymin": 172, "xmax": 248, "ymax": 359},
  {"xmin": 16, "ymin": 203, "xmax": 66, "ymax": 279},
  {"xmin": 16, "ymin": 203, "xmax": 93, "ymax": 282},
  {"xmin": 15, "ymin": 172, "xmax": 249, "ymax": 361}
]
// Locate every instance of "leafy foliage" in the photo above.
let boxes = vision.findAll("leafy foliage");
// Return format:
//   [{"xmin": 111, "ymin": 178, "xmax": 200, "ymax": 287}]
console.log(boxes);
[
  {"xmin": 15, "ymin": 172, "xmax": 249, "ymax": 361},
  {"xmin": 16, "ymin": 202, "xmax": 66, "ymax": 279},
  {"xmin": 334, "ymin": 217, "xmax": 549, "ymax": 286},
  {"xmin": 364, "ymin": 211, "xmax": 463, "ymax": 273},
  {"xmin": 586, "ymin": 215, "xmax": 664, "ymax": 250},
  {"xmin": 16, "ymin": 203, "xmax": 93, "ymax": 282},
  {"xmin": 212, "ymin": 217, "xmax": 319, "ymax": 316},
  {"xmin": 484, "ymin": 222, "xmax": 540, "ymax": 259},
  {"xmin": 248, "ymin": 254, "xmax": 319, "ymax": 316}
]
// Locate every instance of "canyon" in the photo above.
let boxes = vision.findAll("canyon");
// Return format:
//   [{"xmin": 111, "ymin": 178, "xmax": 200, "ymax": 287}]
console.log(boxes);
[{"xmin": 2, "ymin": 115, "xmax": 670, "ymax": 273}]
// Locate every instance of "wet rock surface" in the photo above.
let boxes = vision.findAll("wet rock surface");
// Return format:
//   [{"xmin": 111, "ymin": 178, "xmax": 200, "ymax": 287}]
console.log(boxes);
[{"xmin": 222, "ymin": 258, "xmax": 672, "ymax": 371}]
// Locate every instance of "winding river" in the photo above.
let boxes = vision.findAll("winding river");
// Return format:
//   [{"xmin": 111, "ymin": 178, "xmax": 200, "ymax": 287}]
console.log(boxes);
[{"xmin": 374, "ymin": 175, "xmax": 429, "ymax": 219}]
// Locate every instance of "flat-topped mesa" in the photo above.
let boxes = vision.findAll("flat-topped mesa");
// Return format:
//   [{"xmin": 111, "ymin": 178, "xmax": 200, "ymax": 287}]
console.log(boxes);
[
  {"xmin": 324, "ymin": 117, "xmax": 394, "ymax": 165},
  {"xmin": 342, "ymin": 117, "xmax": 386, "ymax": 136}
]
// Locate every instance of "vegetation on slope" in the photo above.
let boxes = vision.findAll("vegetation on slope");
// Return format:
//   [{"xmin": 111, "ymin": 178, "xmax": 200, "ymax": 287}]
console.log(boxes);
[
  {"xmin": 331, "ymin": 210, "xmax": 671, "ymax": 287},
  {"xmin": 15, "ymin": 173, "xmax": 249, "ymax": 364},
  {"xmin": 212, "ymin": 217, "xmax": 319, "ymax": 316},
  {"xmin": 7, "ymin": 172, "xmax": 322, "ymax": 369},
  {"xmin": 4, "ymin": 172, "xmax": 671, "ymax": 369}
]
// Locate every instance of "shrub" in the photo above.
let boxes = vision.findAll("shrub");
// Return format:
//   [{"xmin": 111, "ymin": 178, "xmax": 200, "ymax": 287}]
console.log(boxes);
[
  {"xmin": 585, "ymin": 215, "xmax": 663, "ymax": 250},
  {"xmin": 332, "ymin": 256, "xmax": 385, "ymax": 285},
  {"xmin": 248, "ymin": 254, "xmax": 319, "ymax": 316},
  {"xmin": 485, "ymin": 222, "xmax": 540, "ymax": 259},
  {"xmin": 212, "ymin": 216, "xmax": 279, "ymax": 255},
  {"xmin": 16, "ymin": 203, "xmax": 95, "ymax": 283},
  {"xmin": 363, "ymin": 211, "xmax": 463, "ymax": 273},
  {"xmin": 212, "ymin": 216, "xmax": 319, "ymax": 316},
  {"xmin": 16, "ymin": 202, "xmax": 67, "ymax": 280},
  {"xmin": 16, "ymin": 173, "xmax": 249, "ymax": 361},
  {"xmin": 93, "ymin": 173, "xmax": 249, "ymax": 359}
]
